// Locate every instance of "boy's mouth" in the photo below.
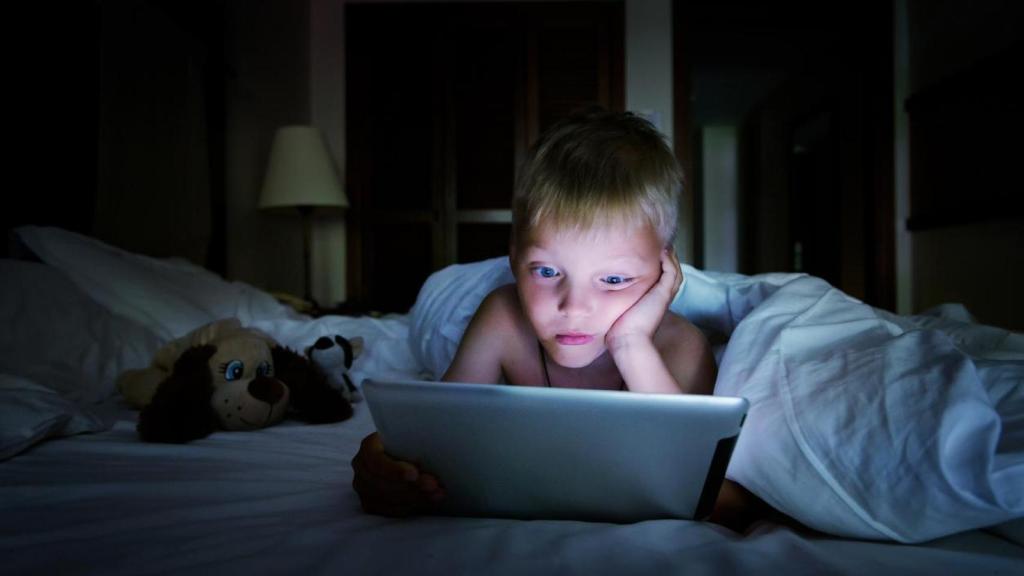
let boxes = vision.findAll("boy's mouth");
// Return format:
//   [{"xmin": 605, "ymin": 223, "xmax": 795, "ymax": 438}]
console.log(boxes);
[{"xmin": 555, "ymin": 333, "xmax": 593, "ymax": 346}]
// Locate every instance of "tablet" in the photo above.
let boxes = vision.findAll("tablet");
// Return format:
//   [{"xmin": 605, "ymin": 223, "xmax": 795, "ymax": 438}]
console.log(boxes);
[{"xmin": 363, "ymin": 379, "xmax": 748, "ymax": 523}]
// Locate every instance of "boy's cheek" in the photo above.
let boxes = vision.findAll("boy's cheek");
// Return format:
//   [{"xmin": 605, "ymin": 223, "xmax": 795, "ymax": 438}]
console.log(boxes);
[
  {"xmin": 616, "ymin": 283, "xmax": 649, "ymax": 306},
  {"xmin": 608, "ymin": 286, "xmax": 653, "ymax": 319},
  {"xmin": 516, "ymin": 287, "xmax": 550, "ymax": 320}
]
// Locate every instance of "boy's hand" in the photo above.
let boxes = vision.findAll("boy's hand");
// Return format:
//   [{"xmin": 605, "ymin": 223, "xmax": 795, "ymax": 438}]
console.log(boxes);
[
  {"xmin": 606, "ymin": 248, "xmax": 683, "ymax": 350},
  {"xmin": 351, "ymin": 432, "xmax": 445, "ymax": 516}
]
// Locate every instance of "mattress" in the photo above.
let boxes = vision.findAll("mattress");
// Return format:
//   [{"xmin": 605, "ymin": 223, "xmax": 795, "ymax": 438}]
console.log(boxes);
[{"xmin": 3, "ymin": 402, "xmax": 1022, "ymax": 576}]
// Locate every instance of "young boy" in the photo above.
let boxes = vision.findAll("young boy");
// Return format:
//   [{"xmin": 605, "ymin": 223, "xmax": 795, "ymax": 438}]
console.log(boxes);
[{"xmin": 352, "ymin": 110, "xmax": 767, "ymax": 528}]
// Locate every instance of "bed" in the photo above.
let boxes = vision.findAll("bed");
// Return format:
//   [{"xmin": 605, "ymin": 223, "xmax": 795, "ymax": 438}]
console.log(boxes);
[{"xmin": 2, "ymin": 226, "xmax": 1022, "ymax": 575}]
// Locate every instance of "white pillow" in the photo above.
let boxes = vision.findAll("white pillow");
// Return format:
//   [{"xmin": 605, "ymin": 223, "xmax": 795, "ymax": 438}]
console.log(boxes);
[
  {"xmin": 0, "ymin": 261, "xmax": 159, "ymax": 459},
  {"xmin": 0, "ymin": 374, "xmax": 110, "ymax": 461},
  {"xmin": 0, "ymin": 260, "xmax": 163, "ymax": 405},
  {"xmin": 13, "ymin": 226, "xmax": 300, "ymax": 340},
  {"xmin": 407, "ymin": 256, "xmax": 514, "ymax": 379}
]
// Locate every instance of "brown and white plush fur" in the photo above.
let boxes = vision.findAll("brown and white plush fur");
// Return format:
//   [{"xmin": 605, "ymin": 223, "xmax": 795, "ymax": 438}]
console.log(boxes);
[{"xmin": 117, "ymin": 319, "xmax": 352, "ymax": 443}]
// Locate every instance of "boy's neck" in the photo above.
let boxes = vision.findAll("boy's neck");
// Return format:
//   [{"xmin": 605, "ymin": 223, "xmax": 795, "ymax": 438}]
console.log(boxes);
[{"xmin": 542, "ymin": 348, "xmax": 623, "ymax": 390}]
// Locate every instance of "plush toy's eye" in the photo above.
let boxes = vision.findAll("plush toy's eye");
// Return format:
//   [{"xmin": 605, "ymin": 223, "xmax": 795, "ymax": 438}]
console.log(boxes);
[
  {"xmin": 224, "ymin": 360, "xmax": 244, "ymax": 381},
  {"xmin": 257, "ymin": 361, "xmax": 272, "ymax": 377}
]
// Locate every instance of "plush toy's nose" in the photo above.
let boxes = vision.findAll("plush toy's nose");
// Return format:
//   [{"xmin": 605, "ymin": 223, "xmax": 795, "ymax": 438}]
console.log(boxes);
[{"xmin": 248, "ymin": 377, "xmax": 285, "ymax": 404}]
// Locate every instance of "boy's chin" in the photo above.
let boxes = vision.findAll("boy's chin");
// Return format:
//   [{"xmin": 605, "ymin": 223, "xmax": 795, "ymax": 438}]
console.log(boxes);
[{"xmin": 547, "ymin": 345, "xmax": 604, "ymax": 369}]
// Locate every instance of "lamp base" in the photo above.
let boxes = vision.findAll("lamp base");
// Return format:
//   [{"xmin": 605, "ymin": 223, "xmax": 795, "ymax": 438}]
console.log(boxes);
[{"xmin": 299, "ymin": 206, "xmax": 316, "ymax": 307}]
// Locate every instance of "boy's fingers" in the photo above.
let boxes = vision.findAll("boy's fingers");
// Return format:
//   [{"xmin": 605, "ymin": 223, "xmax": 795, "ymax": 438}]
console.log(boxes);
[
  {"xmin": 355, "ymin": 480, "xmax": 427, "ymax": 516},
  {"xmin": 359, "ymin": 431, "xmax": 389, "ymax": 456},
  {"xmin": 658, "ymin": 251, "xmax": 680, "ymax": 294},
  {"xmin": 353, "ymin": 471, "xmax": 443, "ymax": 516},
  {"xmin": 352, "ymin": 433, "xmax": 445, "ymax": 517},
  {"xmin": 353, "ymin": 461, "xmax": 440, "ymax": 516},
  {"xmin": 416, "ymin": 472, "xmax": 442, "ymax": 493},
  {"xmin": 356, "ymin": 433, "xmax": 419, "ymax": 481},
  {"xmin": 369, "ymin": 453, "xmax": 419, "ymax": 482}
]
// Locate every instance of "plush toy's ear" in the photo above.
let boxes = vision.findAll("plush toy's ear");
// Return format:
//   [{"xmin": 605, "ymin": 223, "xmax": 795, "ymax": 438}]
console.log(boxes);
[
  {"xmin": 138, "ymin": 345, "xmax": 221, "ymax": 443},
  {"xmin": 337, "ymin": 335, "xmax": 364, "ymax": 366},
  {"xmin": 272, "ymin": 345, "xmax": 353, "ymax": 423}
]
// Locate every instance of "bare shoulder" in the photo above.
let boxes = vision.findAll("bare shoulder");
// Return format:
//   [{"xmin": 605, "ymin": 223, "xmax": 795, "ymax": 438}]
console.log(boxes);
[
  {"xmin": 442, "ymin": 283, "xmax": 532, "ymax": 384},
  {"xmin": 473, "ymin": 283, "xmax": 523, "ymax": 333},
  {"xmin": 480, "ymin": 283, "xmax": 539, "ymax": 354},
  {"xmin": 654, "ymin": 311, "xmax": 704, "ymax": 347},
  {"xmin": 654, "ymin": 312, "xmax": 717, "ymax": 394}
]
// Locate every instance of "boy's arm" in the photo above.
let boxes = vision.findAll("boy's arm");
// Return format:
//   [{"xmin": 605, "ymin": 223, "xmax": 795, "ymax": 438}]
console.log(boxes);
[
  {"xmin": 441, "ymin": 288, "xmax": 511, "ymax": 384},
  {"xmin": 608, "ymin": 337, "xmax": 677, "ymax": 394},
  {"xmin": 609, "ymin": 324, "xmax": 715, "ymax": 395},
  {"xmin": 608, "ymin": 248, "xmax": 717, "ymax": 394}
]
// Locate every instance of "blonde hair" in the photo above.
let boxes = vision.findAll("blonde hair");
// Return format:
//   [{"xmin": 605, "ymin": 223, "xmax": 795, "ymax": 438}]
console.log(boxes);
[{"xmin": 512, "ymin": 109, "xmax": 682, "ymax": 247}]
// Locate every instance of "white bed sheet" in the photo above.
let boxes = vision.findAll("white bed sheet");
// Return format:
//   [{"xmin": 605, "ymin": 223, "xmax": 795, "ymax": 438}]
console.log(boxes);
[{"xmin": 2, "ymin": 403, "xmax": 1022, "ymax": 576}]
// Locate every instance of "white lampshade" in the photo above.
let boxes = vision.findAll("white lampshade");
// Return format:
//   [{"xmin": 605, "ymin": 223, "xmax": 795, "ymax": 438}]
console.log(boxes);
[{"xmin": 259, "ymin": 126, "xmax": 348, "ymax": 209}]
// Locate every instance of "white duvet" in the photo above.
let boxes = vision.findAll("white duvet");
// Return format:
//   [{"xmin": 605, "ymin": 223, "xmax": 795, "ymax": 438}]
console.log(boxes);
[
  {"xmin": 4, "ymin": 226, "xmax": 1024, "ymax": 545},
  {"xmin": 409, "ymin": 257, "xmax": 1024, "ymax": 543}
]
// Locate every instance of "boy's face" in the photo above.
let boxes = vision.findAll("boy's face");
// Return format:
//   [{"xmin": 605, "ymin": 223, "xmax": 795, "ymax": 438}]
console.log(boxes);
[{"xmin": 511, "ymin": 221, "xmax": 664, "ymax": 369}]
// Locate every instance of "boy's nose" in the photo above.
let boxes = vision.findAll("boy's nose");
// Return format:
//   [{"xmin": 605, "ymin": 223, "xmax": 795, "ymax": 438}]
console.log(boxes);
[{"xmin": 558, "ymin": 282, "xmax": 593, "ymax": 317}]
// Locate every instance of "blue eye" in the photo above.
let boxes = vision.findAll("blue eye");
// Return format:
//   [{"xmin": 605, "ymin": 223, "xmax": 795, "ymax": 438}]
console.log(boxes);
[
  {"xmin": 256, "ymin": 362, "xmax": 272, "ymax": 377},
  {"xmin": 534, "ymin": 266, "xmax": 558, "ymax": 279},
  {"xmin": 603, "ymin": 275, "xmax": 631, "ymax": 286},
  {"xmin": 224, "ymin": 360, "xmax": 244, "ymax": 381}
]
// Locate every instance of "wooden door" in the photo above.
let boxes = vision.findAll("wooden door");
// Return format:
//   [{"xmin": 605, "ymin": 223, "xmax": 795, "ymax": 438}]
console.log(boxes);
[{"xmin": 346, "ymin": 2, "xmax": 624, "ymax": 313}]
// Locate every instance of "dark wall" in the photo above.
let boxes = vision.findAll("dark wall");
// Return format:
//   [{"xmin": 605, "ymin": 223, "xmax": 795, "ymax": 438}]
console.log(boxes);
[
  {"xmin": 905, "ymin": 0, "xmax": 1023, "ymax": 329},
  {"xmin": 683, "ymin": 0, "xmax": 894, "ymax": 309},
  {"xmin": 5, "ymin": 2, "xmax": 100, "ymax": 251},
  {"xmin": 5, "ymin": 1, "xmax": 226, "ymax": 273}
]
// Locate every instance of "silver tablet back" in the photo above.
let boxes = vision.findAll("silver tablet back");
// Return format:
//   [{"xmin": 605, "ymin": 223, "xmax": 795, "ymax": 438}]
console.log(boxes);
[{"xmin": 363, "ymin": 379, "xmax": 747, "ymax": 522}]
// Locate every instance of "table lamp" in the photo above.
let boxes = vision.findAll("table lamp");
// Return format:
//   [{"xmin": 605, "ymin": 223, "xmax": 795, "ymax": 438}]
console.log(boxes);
[{"xmin": 259, "ymin": 126, "xmax": 348, "ymax": 305}]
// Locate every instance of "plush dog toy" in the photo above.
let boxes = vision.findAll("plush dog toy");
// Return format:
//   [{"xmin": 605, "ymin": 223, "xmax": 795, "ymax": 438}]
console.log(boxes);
[{"xmin": 117, "ymin": 319, "xmax": 357, "ymax": 443}]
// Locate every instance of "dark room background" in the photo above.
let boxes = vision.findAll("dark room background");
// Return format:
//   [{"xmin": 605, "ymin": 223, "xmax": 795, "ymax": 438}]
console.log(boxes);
[{"xmin": 7, "ymin": 0, "xmax": 1022, "ymax": 329}]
